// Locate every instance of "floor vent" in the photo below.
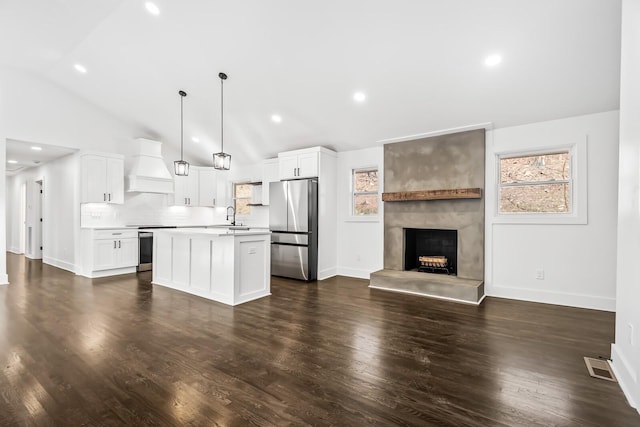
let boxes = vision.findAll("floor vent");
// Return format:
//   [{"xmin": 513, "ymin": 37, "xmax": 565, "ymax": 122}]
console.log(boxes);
[{"xmin": 584, "ymin": 357, "xmax": 617, "ymax": 382}]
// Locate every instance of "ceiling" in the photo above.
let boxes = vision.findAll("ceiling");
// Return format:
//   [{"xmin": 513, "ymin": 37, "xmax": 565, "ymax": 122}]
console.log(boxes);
[
  {"xmin": 5, "ymin": 139, "xmax": 77, "ymax": 175},
  {"xmin": 0, "ymin": 0, "xmax": 622, "ymax": 166}
]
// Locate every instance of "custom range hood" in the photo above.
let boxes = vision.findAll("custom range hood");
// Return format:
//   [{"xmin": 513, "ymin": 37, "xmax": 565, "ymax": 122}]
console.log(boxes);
[{"xmin": 126, "ymin": 138, "xmax": 174, "ymax": 193}]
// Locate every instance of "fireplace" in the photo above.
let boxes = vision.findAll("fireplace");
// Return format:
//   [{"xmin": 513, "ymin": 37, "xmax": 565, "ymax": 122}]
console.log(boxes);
[{"xmin": 404, "ymin": 228, "xmax": 458, "ymax": 275}]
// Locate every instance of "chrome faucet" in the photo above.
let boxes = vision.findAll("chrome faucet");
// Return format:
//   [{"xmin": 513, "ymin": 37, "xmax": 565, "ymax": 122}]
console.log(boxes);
[{"xmin": 226, "ymin": 206, "xmax": 236, "ymax": 226}]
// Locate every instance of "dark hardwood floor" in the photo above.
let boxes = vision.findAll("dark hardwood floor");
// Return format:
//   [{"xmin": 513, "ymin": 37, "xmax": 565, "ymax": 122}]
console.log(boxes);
[{"xmin": 1, "ymin": 253, "xmax": 638, "ymax": 426}]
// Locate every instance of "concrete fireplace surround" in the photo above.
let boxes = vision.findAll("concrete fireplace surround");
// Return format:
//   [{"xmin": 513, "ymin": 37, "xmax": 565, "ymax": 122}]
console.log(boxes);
[{"xmin": 369, "ymin": 129, "xmax": 485, "ymax": 304}]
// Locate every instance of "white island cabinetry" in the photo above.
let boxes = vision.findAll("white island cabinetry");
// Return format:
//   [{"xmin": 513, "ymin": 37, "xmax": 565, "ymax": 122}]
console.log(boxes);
[{"xmin": 152, "ymin": 228, "xmax": 271, "ymax": 306}]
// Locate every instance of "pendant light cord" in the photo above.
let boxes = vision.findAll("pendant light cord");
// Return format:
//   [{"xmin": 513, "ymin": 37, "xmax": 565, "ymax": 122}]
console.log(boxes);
[
  {"xmin": 220, "ymin": 76, "xmax": 224, "ymax": 153},
  {"xmin": 180, "ymin": 93, "xmax": 184, "ymax": 160}
]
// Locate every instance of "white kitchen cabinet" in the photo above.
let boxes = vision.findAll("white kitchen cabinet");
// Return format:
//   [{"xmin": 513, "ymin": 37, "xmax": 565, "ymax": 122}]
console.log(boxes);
[
  {"xmin": 173, "ymin": 172, "xmax": 198, "ymax": 206},
  {"xmin": 173, "ymin": 166, "xmax": 222, "ymax": 207},
  {"xmin": 216, "ymin": 173, "xmax": 231, "ymax": 207},
  {"xmin": 262, "ymin": 158, "xmax": 279, "ymax": 205},
  {"xmin": 198, "ymin": 168, "xmax": 218, "ymax": 207},
  {"xmin": 278, "ymin": 151, "xmax": 319, "ymax": 179},
  {"xmin": 80, "ymin": 153, "xmax": 124, "ymax": 204},
  {"xmin": 80, "ymin": 229, "xmax": 139, "ymax": 278},
  {"xmin": 171, "ymin": 235, "xmax": 191, "ymax": 287}
]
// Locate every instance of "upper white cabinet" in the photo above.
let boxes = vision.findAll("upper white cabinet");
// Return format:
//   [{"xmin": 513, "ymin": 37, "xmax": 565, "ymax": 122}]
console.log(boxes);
[
  {"xmin": 80, "ymin": 153, "xmax": 124, "ymax": 204},
  {"xmin": 278, "ymin": 151, "xmax": 319, "ymax": 180},
  {"xmin": 198, "ymin": 168, "xmax": 218, "ymax": 207},
  {"xmin": 174, "ymin": 172, "xmax": 199, "ymax": 206},
  {"xmin": 172, "ymin": 166, "xmax": 226, "ymax": 207},
  {"xmin": 262, "ymin": 158, "xmax": 279, "ymax": 205}
]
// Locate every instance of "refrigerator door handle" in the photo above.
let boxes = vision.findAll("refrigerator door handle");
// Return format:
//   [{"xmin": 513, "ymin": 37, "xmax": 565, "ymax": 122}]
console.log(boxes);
[{"xmin": 271, "ymin": 242, "xmax": 308, "ymax": 247}]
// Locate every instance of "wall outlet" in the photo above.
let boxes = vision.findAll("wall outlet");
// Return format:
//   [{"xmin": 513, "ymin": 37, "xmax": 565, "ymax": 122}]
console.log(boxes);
[
  {"xmin": 628, "ymin": 323, "xmax": 635, "ymax": 346},
  {"xmin": 356, "ymin": 254, "xmax": 361, "ymax": 262},
  {"xmin": 535, "ymin": 269, "xmax": 544, "ymax": 280}
]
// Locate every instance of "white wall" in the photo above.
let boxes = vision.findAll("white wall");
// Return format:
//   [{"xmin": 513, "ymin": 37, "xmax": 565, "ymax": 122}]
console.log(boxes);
[
  {"xmin": 612, "ymin": 0, "xmax": 640, "ymax": 412},
  {"xmin": 485, "ymin": 111, "xmax": 620, "ymax": 311},
  {"xmin": 336, "ymin": 147, "xmax": 384, "ymax": 279}
]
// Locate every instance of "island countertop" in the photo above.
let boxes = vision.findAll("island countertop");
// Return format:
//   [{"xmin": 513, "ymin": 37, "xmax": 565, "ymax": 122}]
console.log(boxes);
[{"xmin": 141, "ymin": 227, "xmax": 271, "ymax": 237}]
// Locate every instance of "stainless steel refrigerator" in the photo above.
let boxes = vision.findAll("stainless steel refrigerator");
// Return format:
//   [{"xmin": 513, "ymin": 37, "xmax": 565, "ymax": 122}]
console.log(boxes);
[{"xmin": 269, "ymin": 179, "xmax": 318, "ymax": 281}]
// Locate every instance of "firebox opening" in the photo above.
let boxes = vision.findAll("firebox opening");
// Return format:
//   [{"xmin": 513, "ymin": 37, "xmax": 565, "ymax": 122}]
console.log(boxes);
[{"xmin": 404, "ymin": 228, "xmax": 458, "ymax": 275}]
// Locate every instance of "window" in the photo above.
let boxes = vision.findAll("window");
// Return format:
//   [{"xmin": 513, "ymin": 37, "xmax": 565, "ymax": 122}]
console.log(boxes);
[
  {"xmin": 352, "ymin": 168, "xmax": 379, "ymax": 216},
  {"xmin": 498, "ymin": 150, "xmax": 571, "ymax": 214},
  {"xmin": 234, "ymin": 183, "xmax": 252, "ymax": 215}
]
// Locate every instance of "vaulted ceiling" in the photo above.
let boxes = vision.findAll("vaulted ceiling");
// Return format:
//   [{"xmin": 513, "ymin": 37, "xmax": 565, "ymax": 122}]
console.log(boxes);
[{"xmin": 0, "ymin": 0, "xmax": 622, "ymax": 166}]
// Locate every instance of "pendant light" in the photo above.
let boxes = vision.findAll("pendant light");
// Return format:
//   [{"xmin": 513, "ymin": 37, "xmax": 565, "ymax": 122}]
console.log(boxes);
[
  {"xmin": 174, "ymin": 90, "xmax": 189, "ymax": 176},
  {"xmin": 213, "ymin": 72, "xmax": 231, "ymax": 170}
]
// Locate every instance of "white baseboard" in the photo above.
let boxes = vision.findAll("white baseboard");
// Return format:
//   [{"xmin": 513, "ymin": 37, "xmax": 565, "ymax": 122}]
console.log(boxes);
[
  {"xmin": 318, "ymin": 267, "xmax": 337, "ymax": 281},
  {"xmin": 0, "ymin": 274, "xmax": 8, "ymax": 285},
  {"xmin": 77, "ymin": 267, "xmax": 137, "ymax": 279},
  {"xmin": 611, "ymin": 344, "xmax": 639, "ymax": 412},
  {"xmin": 487, "ymin": 284, "xmax": 615, "ymax": 312},
  {"xmin": 8, "ymin": 247, "xmax": 22, "ymax": 254},
  {"xmin": 43, "ymin": 256, "xmax": 76, "ymax": 274},
  {"xmin": 336, "ymin": 266, "xmax": 373, "ymax": 280}
]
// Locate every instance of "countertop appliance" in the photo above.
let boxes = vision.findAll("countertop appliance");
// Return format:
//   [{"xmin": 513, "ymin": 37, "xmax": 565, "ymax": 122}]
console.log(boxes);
[
  {"xmin": 131, "ymin": 226, "xmax": 177, "ymax": 272},
  {"xmin": 269, "ymin": 179, "xmax": 318, "ymax": 281}
]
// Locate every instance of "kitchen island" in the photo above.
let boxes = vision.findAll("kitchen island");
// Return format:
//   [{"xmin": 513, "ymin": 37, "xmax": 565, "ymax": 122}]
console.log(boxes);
[{"xmin": 150, "ymin": 227, "xmax": 271, "ymax": 306}]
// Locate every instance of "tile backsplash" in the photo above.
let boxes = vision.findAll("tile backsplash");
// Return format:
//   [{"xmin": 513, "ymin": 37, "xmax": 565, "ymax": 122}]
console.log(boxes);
[{"xmin": 80, "ymin": 192, "xmax": 268, "ymax": 227}]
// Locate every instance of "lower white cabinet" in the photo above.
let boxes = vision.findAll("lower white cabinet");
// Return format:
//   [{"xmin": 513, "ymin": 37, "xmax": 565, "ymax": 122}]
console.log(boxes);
[{"xmin": 80, "ymin": 229, "xmax": 139, "ymax": 278}]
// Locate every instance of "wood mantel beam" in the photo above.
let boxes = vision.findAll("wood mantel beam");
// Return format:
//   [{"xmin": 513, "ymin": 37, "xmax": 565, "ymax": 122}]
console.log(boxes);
[{"xmin": 381, "ymin": 188, "xmax": 482, "ymax": 202}]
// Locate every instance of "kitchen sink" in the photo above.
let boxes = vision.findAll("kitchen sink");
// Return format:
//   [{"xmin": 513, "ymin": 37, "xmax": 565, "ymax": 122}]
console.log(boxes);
[{"xmin": 227, "ymin": 226, "xmax": 250, "ymax": 230}]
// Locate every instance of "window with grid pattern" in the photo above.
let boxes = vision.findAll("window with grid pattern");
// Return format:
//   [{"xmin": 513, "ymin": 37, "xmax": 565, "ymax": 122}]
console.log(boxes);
[
  {"xmin": 234, "ymin": 183, "xmax": 252, "ymax": 215},
  {"xmin": 498, "ymin": 151, "xmax": 571, "ymax": 214},
  {"xmin": 352, "ymin": 168, "xmax": 379, "ymax": 216}
]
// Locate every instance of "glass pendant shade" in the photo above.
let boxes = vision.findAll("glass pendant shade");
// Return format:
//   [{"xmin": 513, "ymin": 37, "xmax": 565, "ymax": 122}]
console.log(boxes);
[
  {"xmin": 213, "ymin": 152, "xmax": 231, "ymax": 170},
  {"xmin": 174, "ymin": 159, "xmax": 189, "ymax": 176}
]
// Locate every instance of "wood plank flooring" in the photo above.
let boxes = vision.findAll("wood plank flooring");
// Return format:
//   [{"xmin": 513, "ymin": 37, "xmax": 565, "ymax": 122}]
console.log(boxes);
[{"xmin": 1, "ymin": 253, "xmax": 638, "ymax": 426}]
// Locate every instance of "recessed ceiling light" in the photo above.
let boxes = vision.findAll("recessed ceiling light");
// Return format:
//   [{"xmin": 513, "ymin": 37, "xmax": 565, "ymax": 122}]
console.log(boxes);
[
  {"xmin": 353, "ymin": 92, "xmax": 366, "ymax": 102},
  {"xmin": 74, "ymin": 63, "xmax": 87, "ymax": 73},
  {"xmin": 7, "ymin": 160, "xmax": 18, "ymax": 164},
  {"xmin": 192, "ymin": 137, "xmax": 200, "ymax": 143},
  {"xmin": 145, "ymin": 2, "xmax": 160, "ymax": 15},
  {"xmin": 271, "ymin": 115, "xmax": 282, "ymax": 123},
  {"xmin": 484, "ymin": 54, "xmax": 502, "ymax": 67},
  {"xmin": 31, "ymin": 146, "xmax": 42, "ymax": 151}
]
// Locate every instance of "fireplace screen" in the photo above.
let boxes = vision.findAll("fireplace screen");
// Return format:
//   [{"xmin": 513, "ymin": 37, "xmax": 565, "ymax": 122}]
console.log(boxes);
[{"xmin": 404, "ymin": 228, "xmax": 457, "ymax": 275}]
